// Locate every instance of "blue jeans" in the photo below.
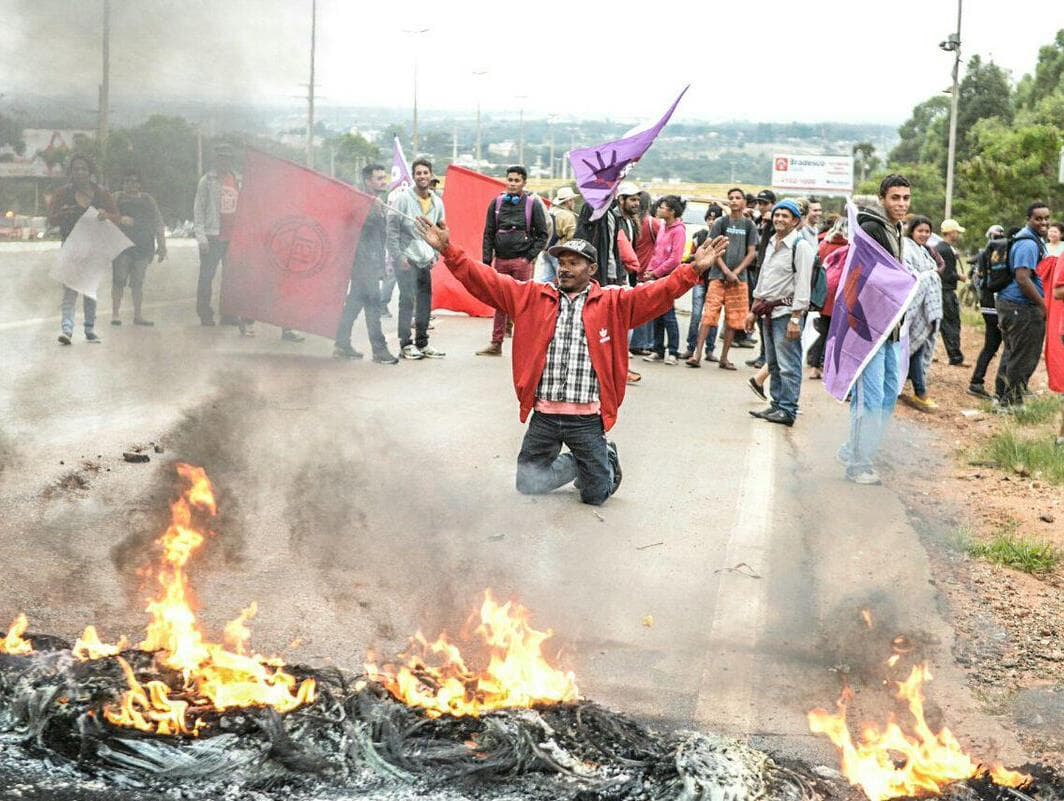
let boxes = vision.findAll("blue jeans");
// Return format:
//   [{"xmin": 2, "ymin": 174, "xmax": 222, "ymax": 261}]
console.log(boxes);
[
  {"xmin": 763, "ymin": 314, "xmax": 804, "ymax": 419},
  {"xmin": 652, "ymin": 308, "xmax": 680, "ymax": 357},
  {"xmin": 908, "ymin": 340, "xmax": 931, "ymax": 397},
  {"xmin": 685, "ymin": 282, "xmax": 717, "ymax": 355},
  {"xmin": 539, "ymin": 252, "xmax": 558, "ymax": 284},
  {"xmin": 630, "ymin": 321, "xmax": 655, "ymax": 351},
  {"xmin": 841, "ymin": 340, "xmax": 902, "ymax": 477},
  {"xmin": 61, "ymin": 286, "xmax": 97, "ymax": 335},
  {"xmin": 516, "ymin": 412, "xmax": 615, "ymax": 506}
]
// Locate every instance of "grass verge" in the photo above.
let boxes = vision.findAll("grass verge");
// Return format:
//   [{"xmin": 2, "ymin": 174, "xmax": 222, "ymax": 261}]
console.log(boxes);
[
  {"xmin": 966, "ymin": 528, "xmax": 1062, "ymax": 575},
  {"xmin": 1008, "ymin": 395, "xmax": 1063, "ymax": 426},
  {"xmin": 982, "ymin": 426, "xmax": 1064, "ymax": 484}
]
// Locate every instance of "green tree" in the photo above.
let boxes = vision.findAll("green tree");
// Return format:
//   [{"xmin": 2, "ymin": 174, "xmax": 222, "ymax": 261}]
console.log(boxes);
[
  {"xmin": 890, "ymin": 96, "xmax": 950, "ymax": 164},
  {"xmin": 852, "ymin": 142, "xmax": 880, "ymax": 184},
  {"xmin": 0, "ymin": 114, "xmax": 25, "ymax": 156},
  {"xmin": 330, "ymin": 132, "xmax": 381, "ymax": 185},
  {"xmin": 956, "ymin": 55, "xmax": 1013, "ymax": 159},
  {"xmin": 1015, "ymin": 29, "xmax": 1064, "ymax": 110}
]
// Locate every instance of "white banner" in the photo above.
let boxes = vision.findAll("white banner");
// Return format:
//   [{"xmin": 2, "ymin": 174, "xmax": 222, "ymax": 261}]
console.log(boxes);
[
  {"xmin": 771, "ymin": 154, "xmax": 854, "ymax": 194},
  {"xmin": 49, "ymin": 207, "xmax": 133, "ymax": 300}
]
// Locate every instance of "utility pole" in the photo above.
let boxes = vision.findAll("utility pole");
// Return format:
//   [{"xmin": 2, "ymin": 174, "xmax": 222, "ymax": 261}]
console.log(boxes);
[
  {"xmin": 941, "ymin": 0, "xmax": 962, "ymax": 219},
  {"xmin": 547, "ymin": 115, "xmax": 557, "ymax": 179},
  {"xmin": 516, "ymin": 95, "xmax": 527, "ymax": 166},
  {"xmin": 97, "ymin": 0, "xmax": 110, "ymax": 150},
  {"xmin": 403, "ymin": 28, "xmax": 429, "ymax": 153},
  {"xmin": 306, "ymin": 0, "xmax": 317, "ymax": 169}
]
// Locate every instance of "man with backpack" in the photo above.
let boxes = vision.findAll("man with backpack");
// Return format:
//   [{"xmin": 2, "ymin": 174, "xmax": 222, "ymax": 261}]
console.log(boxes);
[
  {"xmin": 745, "ymin": 199, "xmax": 814, "ymax": 427},
  {"xmin": 968, "ymin": 225, "xmax": 1007, "ymax": 399},
  {"xmin": 477, "ymin": 165, "xmax": 549, "ymax": 356},
  {"xmin": 994, "ymin": 203, "xmax": 1051, "ymax": 407}
]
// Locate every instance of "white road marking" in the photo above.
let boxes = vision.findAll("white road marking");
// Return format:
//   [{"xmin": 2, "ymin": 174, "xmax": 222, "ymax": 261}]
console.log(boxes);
[{"xmin": 695, "ymin": 424, "xmax": 777, "ymax": 734}]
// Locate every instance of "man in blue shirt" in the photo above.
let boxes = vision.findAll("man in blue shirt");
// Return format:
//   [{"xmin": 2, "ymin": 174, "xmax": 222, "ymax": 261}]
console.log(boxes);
[{"xmin": 995, "ymin": 202, "xmax": 1051, "ymax": 407}]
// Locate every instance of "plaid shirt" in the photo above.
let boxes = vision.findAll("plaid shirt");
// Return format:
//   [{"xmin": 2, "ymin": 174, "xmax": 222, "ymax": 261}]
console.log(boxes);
[{"xmin": 535, "ymin": 287, "xmax": 600, "ymax": 404}]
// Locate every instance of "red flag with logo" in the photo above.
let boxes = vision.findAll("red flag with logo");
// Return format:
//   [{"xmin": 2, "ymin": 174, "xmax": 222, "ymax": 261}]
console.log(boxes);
[
  {"xmin": 430, "ymin": 166, "xmax": 501, "ymax": 318},
  {"xmin": 222, "ymin": 148, "xmax": 372, "ymax": 338}
]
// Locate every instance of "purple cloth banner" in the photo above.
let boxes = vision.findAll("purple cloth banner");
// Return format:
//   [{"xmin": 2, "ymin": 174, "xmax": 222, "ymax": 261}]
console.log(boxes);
[
  {"xmin": 568, "ymin": 86, "xmax": 689, "ymax": 221},
  {"xmin": 388, "ymin": 136, "xmax": 412, "ymax": 192},
  {"xmin": 824, "ymin": 203, "xmax": 918, "ymax": 400}
]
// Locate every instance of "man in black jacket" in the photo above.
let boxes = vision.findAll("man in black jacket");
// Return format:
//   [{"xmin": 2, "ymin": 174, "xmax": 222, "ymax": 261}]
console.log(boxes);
[
  {"xmin": 936, "ymin": 219, "xmax": 967, "ymax": 366},
  {"xmin": 335, "ymin": 164, "xmax": 398, "ymax": 364},
  {"xmin": 477, "ymin": 165, "xmax": 548, "ymax": 356}
]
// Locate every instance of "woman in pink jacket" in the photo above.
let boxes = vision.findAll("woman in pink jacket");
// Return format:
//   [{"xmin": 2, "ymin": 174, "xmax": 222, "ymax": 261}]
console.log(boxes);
[{"xmin": 642, "ymin": 195, "xmax": 688, "ymax": 365}]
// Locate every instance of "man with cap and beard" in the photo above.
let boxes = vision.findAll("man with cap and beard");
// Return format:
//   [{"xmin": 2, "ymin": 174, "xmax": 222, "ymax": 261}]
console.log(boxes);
[{"xmin": 415, "ymin": 216, "xmax": 727, "ymax": 506}]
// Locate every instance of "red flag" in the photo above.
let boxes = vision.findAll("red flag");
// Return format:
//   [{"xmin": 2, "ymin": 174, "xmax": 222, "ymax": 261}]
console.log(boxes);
[
  {"xmin": 430, "ymin": 166, "xmax": 501, "ymax": 318},
  {"xmin": 1047, "ymin": 254, "xmax": 1064, "ymax": 394},
  {"xmin": 222, "ymin": 149, "xmax": 372, "ymax": 338}
]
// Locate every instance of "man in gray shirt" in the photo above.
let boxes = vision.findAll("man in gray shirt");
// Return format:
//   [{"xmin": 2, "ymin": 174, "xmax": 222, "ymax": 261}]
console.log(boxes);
[{"xmin": 687, "ymin": 188, "xmax": 758, "ymax": 370}]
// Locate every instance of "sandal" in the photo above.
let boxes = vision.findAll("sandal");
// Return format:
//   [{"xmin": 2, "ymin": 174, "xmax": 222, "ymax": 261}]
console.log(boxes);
[
  {"xmin": 685, "ymin": 358, "xmax": 701, "ymax": 368},
  {"xmin": 719, "ymin": 361, "xmax": 737, "ymax": 371},
  {"xmin": 626, "ymin": 371, "xmax": 642, "ymax": 385}
]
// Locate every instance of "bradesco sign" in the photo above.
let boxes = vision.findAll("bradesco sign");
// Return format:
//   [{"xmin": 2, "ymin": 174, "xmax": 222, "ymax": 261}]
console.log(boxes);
[{"xmin": 771, "ymin": 155, "xmax": 854, "ymax": 194}]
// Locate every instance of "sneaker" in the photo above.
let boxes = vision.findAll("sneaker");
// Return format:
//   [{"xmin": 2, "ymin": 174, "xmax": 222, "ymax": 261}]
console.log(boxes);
[
  {"xmin": 281, "ymin": 329, "xmax": 305, "ymax": 342},
  {"xmin": 607, "ymin": 441, "xmax": 622, "ymax": 495},
  {"xmin": 133, "ymin": 318, "xmax": 154, "ymax": 327},
  {"xmin": 761, "ymin": 408, "xmax": 795, "ymax": 427},
  {"xmin": 664, "ymin": 353, "xmax": 678, "ymax": 365},
  {"xmin": 907, "ymin": 395, "xmax": 938, "ymax": 412},
  {"xmin": 847, "ymin": 468, "xmax": 881, "ymax": 485},
  {"xmin": 477, "ymin": 343, "xmax": 503, "ymax": 356},
  {"xmin": 747, "ymin": 376, "xmax": 767, "ymax": 401},
  {"xmin": 745, "ymin": 357, "xmax": 765, "ymax": 368},
  {"xmin": 967, "ymin": 384, "xmax": 992, "ymax": 400},
  {"xmin": 58, "ymin": 333, "xmax": 72, "ymax": 346},
  {"xmin": 420, "ymin": 345, "xmax": 446, "ymax": 358},
  {"xmin": 85, "ymin": 331, "xmax": 102, "ymax": 343},
  {"xmin": 400, "ymin": 344, "xmax": 423, "ymax": 360},
  {"xmin": 333, "ymin": 344, "xmax": 364, "ymax": 360},
  {"xmin": 372, "ymin": 348, "xmax": 399, "ymax": 365},
  {"xmin": 732, "ymin": 339, "xmax": 756, "ymax": 349},
  {"xmin": 642, "ymin": 353, "xmax": 663, "ymax": 363},
  {"xmin": 110, "ymin": 319, "xmax": 122, "ymax": 326}
]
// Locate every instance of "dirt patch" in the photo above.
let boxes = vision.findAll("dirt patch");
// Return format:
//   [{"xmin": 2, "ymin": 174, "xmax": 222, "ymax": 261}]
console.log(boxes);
[{"xmin": 891, "ymin": 317, "xmax": 1063, "ymax": 769}]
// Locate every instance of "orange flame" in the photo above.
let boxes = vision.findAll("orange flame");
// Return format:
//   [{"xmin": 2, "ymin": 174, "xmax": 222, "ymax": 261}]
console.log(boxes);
[
  {"xmin": 72, "ymin": 626, "xmax": 129, "ymax": 661},
  {"xmin": 808, "ymin": 664, "xmax": 1030, "ymax": 800},
  {"xmin": 1, "ymin": 614, "xmax": 33, "ymax": 656},
  {"xmin": 366, "ymin": 591, "xmax": 579, "ymax": 718},
  {"xmin": 104, "ymin": 464, "xmax": 315, "ymax": 735}
]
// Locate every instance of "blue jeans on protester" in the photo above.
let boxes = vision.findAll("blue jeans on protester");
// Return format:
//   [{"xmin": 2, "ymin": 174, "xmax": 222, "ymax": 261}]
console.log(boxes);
[
  {"xmin": 685, "ymin": 282, "xmax": 717, "ymax": 355},
  {"xmin": 61, "ymin": 286, "xmax": 97, "ymax": 336},
  {"xmin": 516, "ymin": 412, "xmax": 615, "ymax": 506},
  {"xmin": 762, "ymin": 313, "xmax": 804, "ymax": 419},
  {"xmin": 630, "ymin": 321, "xmax": 655, "ymax": 352},
  {"xmin": 652, "ymin": 309, "xmax": 680, "ymax": 357},
  {"xmin": 840, "ymin": 340, "xmax": 902, "ymax": 478},
  {"xmin": 908, "ymin": 340, "xmax": 932, "ymax": 397}
]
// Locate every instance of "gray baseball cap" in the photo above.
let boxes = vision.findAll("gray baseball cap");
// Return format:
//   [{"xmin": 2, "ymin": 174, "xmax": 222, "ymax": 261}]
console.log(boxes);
[{"xmin": 548, "ymin": 238, "xmax": 598, "ymax": 263}]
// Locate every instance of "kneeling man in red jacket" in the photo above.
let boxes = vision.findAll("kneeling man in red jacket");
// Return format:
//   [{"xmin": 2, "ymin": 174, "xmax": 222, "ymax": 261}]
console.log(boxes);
[{"xmin": 416, "ymin": 217, "xmax": 726, "ymax": 505}]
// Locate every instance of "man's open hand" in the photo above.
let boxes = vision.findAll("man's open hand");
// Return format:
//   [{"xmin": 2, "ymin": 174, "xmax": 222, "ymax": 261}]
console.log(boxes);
[
  {"xmin": 691, "ymin": 235, "xmax": 729, "ymax": 274},
  {"xmin": 416, "ymin": 217, "xmax": 450, "ymax": 252}
]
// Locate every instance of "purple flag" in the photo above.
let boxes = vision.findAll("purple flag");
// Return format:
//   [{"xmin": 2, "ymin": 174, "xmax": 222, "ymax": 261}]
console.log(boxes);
[
  {"xmin": 569, "ymin": 86, "xmax": 689, "ymax": 221},
  {"xmin": 823, "ymin": 203, "xmax": 919, "ymax": 401},
  {"xmin": 388, "ymin": 136, "xmax": 412, "ymax": 192}
]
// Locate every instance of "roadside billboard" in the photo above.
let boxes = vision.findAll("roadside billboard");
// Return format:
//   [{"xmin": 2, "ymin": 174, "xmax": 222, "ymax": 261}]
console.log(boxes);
[{"xmin": 771, "ymin": 154, "xmax": 853, "ymax": 194}]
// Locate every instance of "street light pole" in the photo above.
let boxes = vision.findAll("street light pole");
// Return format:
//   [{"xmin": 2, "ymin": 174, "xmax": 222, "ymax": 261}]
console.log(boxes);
[
  {"xmin": 404, "ymin": 28, "xmax": 429, "ymax": 153},
  {"xmin": 97, "ymin": 0, "xmax": 110, "ymax": 150},
  {"xmin": 516, "ymin": 95, "xmax": 527, "ymax": 166},
  {"xmin": 942, "ymin": 0, "xmax": 962, "ymax": 220},
  {"xmin": 473, "ymin": 69, "xmax": 487, "ymax": 165},
  {"xmin": 306, "ymin": 0, "xmax": 317, "ymax": 169}
]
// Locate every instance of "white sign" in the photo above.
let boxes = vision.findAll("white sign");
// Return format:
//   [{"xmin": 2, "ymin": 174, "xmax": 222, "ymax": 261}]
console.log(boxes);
[
  {"xmin": 49, "ymin": 206, "xmax": 133, "ymax": 300},
  {"xmin": 771, "ymin": 154, "xmax": 854, "ymax": 194}
]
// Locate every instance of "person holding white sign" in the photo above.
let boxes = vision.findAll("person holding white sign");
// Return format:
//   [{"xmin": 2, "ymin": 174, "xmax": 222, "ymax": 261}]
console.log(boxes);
[{"xmin": 47, "ymin": 154, "xmax": 122, "ymax": 345}]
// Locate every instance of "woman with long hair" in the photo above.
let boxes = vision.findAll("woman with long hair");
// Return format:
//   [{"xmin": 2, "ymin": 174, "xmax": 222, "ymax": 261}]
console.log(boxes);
[{"xmin": 899, "ymin": 215, "xmax": 943, "ymax": 411}]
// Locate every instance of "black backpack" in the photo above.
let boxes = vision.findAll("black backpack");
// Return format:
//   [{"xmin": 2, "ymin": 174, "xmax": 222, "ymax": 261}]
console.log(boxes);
[
  {"xmin": 981, "ymin": 237, "xmax": 1013, "ymax": 293},
  {"xmin": 791, "ymin": 239, "xmax": 828, "ymax": 311}
]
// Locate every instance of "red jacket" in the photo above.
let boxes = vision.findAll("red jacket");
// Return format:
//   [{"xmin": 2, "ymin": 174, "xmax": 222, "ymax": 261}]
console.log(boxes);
[{"xmin": 441, "ymin": 243, "xmax": 700, "ymax": 431}]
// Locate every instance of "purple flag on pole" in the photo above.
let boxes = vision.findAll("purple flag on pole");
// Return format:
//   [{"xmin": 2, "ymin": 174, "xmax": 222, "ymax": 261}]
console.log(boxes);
[
  {"xmin": 823, "ymin": 202, "xmax": 919, "ymax": 401},
  {"xmin": 568, "ymin": 86, "xmax": 689, "ymax": 221},
  {"xmin": 388, "ymin": 136, "xmax": 412, "ymax": 192}
]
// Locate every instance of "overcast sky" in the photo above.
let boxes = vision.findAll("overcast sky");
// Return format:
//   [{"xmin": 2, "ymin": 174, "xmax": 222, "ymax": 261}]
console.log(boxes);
[{"xmin": 6, "ymin": 0, "xmax": 1060, "ymax": 124}]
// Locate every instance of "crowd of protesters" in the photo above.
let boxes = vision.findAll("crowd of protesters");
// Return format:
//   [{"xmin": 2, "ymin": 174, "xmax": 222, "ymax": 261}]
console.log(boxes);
[{"xmin": 45, "ymin": 149, "xmax": 1064, "ymax": 500}]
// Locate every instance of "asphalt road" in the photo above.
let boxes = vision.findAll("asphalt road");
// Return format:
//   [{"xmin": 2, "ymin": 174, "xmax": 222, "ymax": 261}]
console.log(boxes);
[{"xmin": 0, "ymin": 241, "xmax": 1024, "ymax": 769}]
